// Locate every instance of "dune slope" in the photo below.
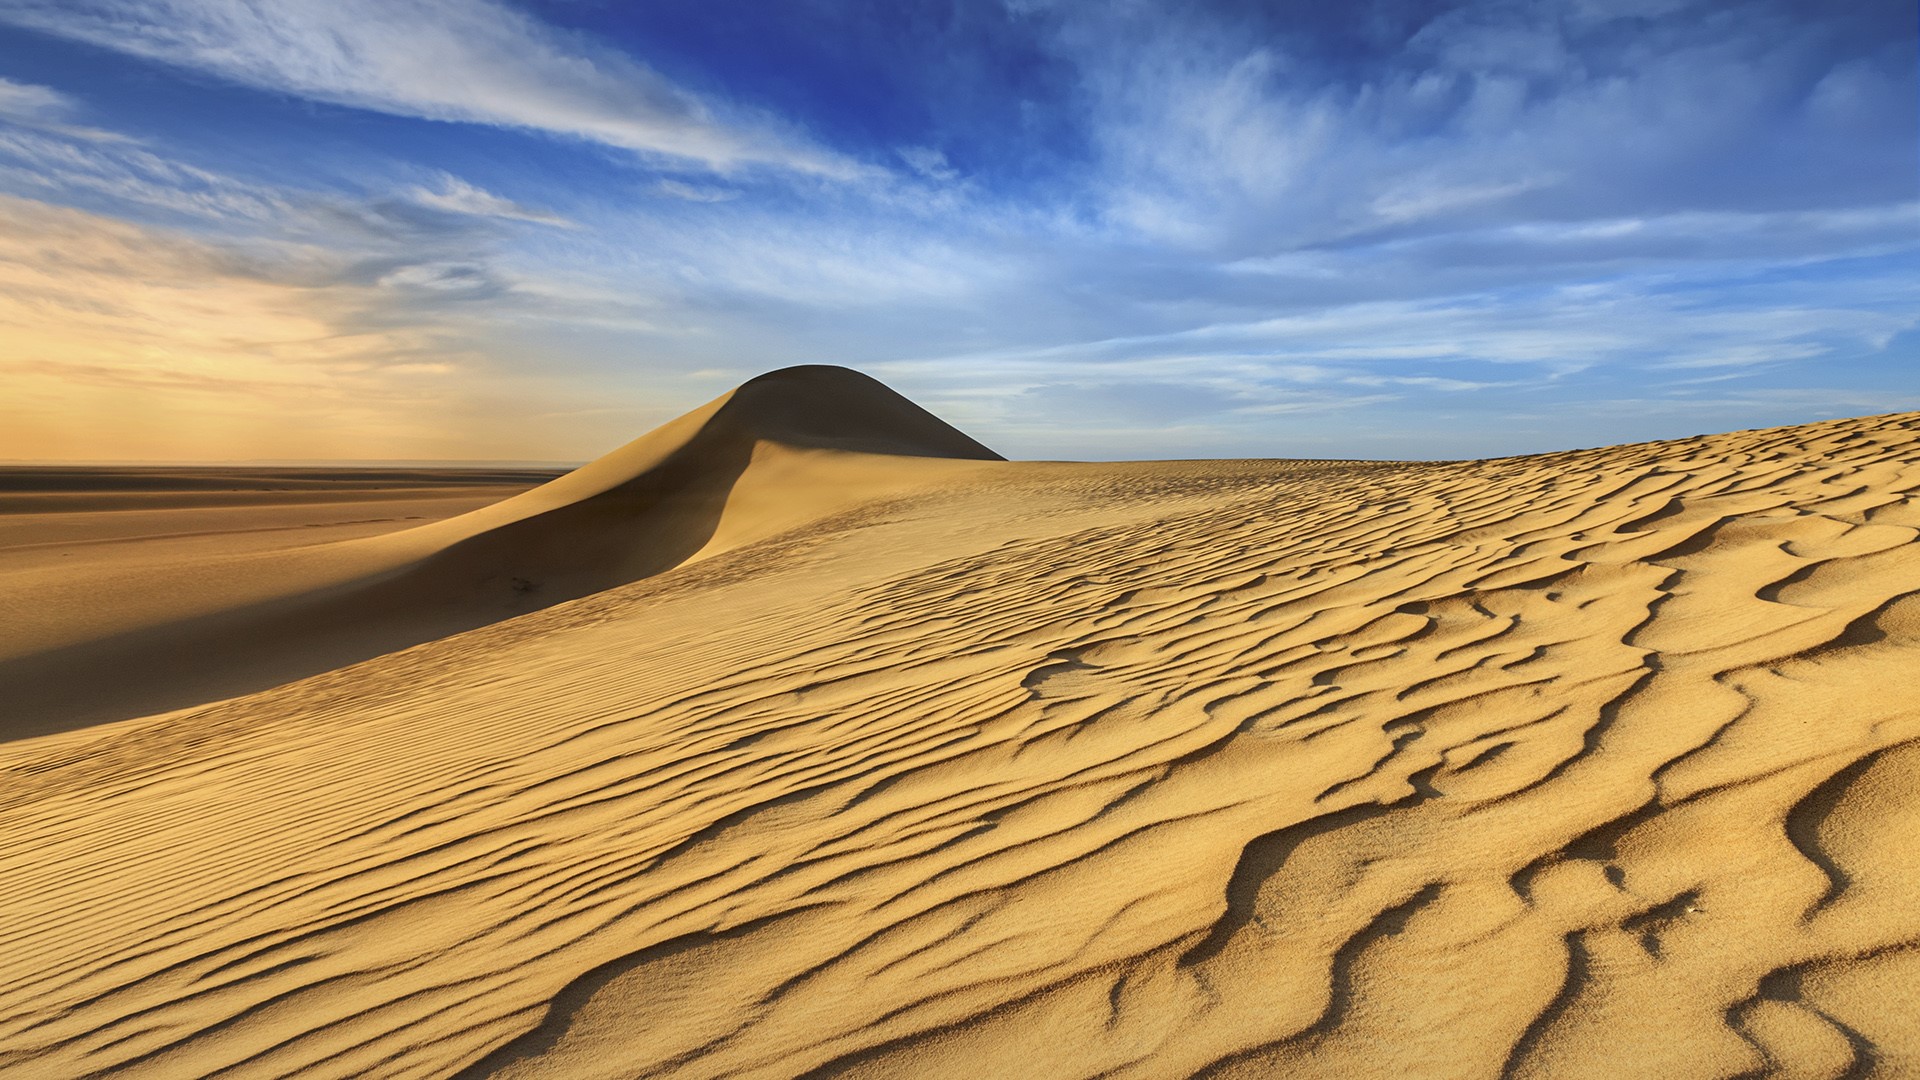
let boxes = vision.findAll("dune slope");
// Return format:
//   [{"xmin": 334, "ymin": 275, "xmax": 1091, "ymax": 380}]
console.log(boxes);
[
  {"xmin": 1, "ymin": 392, "xmax": 1918, "ymax": 1078},
  {"xmin": 0, "ymin": 366, "xmax": 1001, "ymax": 738}
]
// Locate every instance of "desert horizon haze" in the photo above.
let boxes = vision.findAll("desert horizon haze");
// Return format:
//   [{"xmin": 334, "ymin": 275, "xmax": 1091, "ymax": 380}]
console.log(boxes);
[{"xmin": 4, "ymin": 1, "xmax": 1920, "ymax": 1078}]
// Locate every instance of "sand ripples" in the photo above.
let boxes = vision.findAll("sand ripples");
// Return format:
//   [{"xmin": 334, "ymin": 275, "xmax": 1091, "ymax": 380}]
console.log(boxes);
[{"xmin": 3, "ymin": 414, "xmax": 1918, "ymax": 1077}]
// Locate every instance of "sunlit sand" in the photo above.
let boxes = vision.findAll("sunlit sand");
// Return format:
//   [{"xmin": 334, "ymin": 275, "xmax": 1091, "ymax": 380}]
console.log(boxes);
[{"xmin": 3, "ymin": 366, "xmax": 1916, "ymax": 1077}]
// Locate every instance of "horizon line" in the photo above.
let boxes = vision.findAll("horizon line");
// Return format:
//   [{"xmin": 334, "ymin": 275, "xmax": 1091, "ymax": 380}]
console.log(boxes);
[{"xmin": 0, "ymin": 458, "xmax": 587, "ymax": 469}]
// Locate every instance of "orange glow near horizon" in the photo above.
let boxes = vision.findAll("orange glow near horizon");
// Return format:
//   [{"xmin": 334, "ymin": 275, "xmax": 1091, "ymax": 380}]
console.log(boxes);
[{"xmin": 0, "ymin": 195, "xmax": 652, "ymax": 463}]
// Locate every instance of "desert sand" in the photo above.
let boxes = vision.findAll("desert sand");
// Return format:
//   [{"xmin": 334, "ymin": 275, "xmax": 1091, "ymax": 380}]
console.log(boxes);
[
  {"xmin": 0, "ymin": 465, "xmax": 563, "ymax": 739},
  {"xmin": 1, "ymin": 365, "xmax": 1916, "ymax": 1078}
]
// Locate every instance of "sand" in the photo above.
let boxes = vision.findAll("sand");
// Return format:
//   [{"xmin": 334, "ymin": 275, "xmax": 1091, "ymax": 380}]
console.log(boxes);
[
  {"xmin": 1, "ymin": 366, "xmax": 1916, "ymax": 1078},
  {"xmin": 0, "ymin": 466, "xmax": 563, "ymax": 740}
]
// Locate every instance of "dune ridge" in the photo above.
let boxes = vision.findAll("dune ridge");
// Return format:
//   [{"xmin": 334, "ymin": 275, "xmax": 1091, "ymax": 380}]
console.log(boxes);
[
  {"xmin": 0, "ymin": 367, "xmax": 1001, "ymax": 739},
  {"xmin": 1, "ymin": 376, "xmax": 1917, "ymax": 1077}
]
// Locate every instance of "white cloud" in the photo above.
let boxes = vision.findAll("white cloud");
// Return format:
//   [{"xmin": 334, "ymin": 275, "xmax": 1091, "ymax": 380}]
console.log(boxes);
[
  {"xmin": 1654, "ymin": 343, "xmax": 1830, "ymax": 369},
  {"xmin": 895, "ymin": 146, "xmax": 958, "ymax": 182},
  {"xmin": 408, "ymin": 174, "xmax": 571, "ymax": 227},
  {"xmin": 0, "ymin": 126, "xmax": 290, "ymax": 220},
  {"xmin": 654, "ymin": 179, "xmax": 739, "ymax": 203},
  {"xmin": 0, "ymin": 75, "xmax": 127, "ymax": 141},
  {"xmin": 1369, "ymin": 177, "xmax": 1549, "ymax": 225},
  {"xmin": 1042, "ymin": 0, "xmax": 1914, "ymax": 257},
  {"xmin": 0, "ymin": 75, "xmax": 71, "ymax": 124},
  {"xmin": 0, "ymin": 0, "xmax": 863, "ymax": 177},
  {"xmin": 374, "ymin": 261, "xmax": 497, "ymax": 294},
  {"xmin": 1226, "ymin": 203, "xmax": 1920, "ymax": 283},
  {"xmin": 878, "ymin": 276, "xmax": 1919, "ymax": 402},
  {"xmin": 0, "ymin": 0, "xmax": 1910, "ymax": 463},
  {"xmin": 1575, "ymin": 386, "xmax": 1920, "ymax": 419}
]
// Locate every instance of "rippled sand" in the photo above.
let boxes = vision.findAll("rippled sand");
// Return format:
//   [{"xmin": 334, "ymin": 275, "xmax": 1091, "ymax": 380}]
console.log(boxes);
[{"xmin": 3, "ymin": 368, "xmax": 1916, "ymax": 1077}]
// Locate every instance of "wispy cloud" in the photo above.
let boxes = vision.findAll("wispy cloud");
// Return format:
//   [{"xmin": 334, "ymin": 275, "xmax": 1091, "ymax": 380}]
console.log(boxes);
[
  {"xmin": 0, "ymin": 191, "xmax": 657, "ymax": 460},
  {"xmin": 0, "ymin": 124, "xmax": 290, "ymax": 220},
  {"xmin": 654, "ymin": 179, "xmax": 739, "ymax": 204},
  {"xmin": 897, "ymin": 279, "xmax": 1916, "ymax": 381},
  {"xmin": 895, "ymin": 146, "xmax": 958, "ymax": 182},
  {"xmin": 407, "ymin": 174, "xmax": 572, "ymax": 227},
  {"xmin": 0, "ymin": 74, "xmax": 70, "ymax": 124},
  {"xmin": 0, "ymin": 0, "xmax": 863, "ymax": 176},
  {"xmin": 0, "ymin": 194, "xmax": 448, "ymax": 455},
  {"xmin": 1055, "ymin": 0, "xmax": 1914, "ymax": 254},
  {"xmin": 0, "ymin": 74, "xmax": 127, "ymax": 141},
  {"xmin": 0, "ymin": 0, "xmax": 1911, "ymax": 462}
]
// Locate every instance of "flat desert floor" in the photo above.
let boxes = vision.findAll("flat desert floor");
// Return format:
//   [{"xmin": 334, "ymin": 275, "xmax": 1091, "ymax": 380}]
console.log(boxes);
[{"xmin": 2, "ymin": 367, "xmax": 1917, "ymax": 1078}]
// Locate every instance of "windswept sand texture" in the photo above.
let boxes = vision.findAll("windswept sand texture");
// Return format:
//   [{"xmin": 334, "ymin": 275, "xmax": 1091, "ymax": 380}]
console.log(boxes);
[
  {"xmin": 3, "ymin": 367, "xmax": 1918, "ymax": 1078},
  {"xmin": 0, "ymin": 467, "xmax": 562, "ymax": 739}
]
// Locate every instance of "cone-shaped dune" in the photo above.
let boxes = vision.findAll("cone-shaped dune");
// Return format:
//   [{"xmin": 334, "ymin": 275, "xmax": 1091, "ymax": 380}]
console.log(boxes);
[{"xmin": 3, "ymin": 369, "xmax": 1919, "ymax": 1078}]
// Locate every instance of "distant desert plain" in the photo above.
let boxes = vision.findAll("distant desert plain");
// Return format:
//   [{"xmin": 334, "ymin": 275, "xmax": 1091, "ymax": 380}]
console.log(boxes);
[{"xmin": 2, "ymin": 365, "xmax": 1917, "ymax": 1078}]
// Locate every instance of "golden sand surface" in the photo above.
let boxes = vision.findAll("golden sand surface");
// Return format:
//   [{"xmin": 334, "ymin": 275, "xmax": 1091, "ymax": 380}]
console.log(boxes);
[
  {"xmin": 0, "ymin": 467, "xmax": 562, "ymax": 739},
  {"xmin": 1, "ymin": 367, "xmax": 1916, "ymax": 1077}
]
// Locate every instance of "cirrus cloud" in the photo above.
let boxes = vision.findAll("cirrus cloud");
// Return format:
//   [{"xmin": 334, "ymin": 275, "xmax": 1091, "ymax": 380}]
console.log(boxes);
[{"xmin": 0, "ymin": 0, "xmax": 866, "ymax": 177}]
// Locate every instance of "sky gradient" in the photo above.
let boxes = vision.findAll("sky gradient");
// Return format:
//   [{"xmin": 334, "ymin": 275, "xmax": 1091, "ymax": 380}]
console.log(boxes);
[{"xmin": 0, "ymin": 0, "xmax": 1914, "ymax": 462}]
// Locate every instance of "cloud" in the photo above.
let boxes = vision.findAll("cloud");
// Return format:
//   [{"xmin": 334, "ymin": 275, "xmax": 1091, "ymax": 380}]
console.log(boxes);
[
  {"xmin": 1150, "ymin": 284, "xmax": 1912, "ymax": 372},
  {"xmin": 1553, "ymin": 386, "xmax": 1920, "ymax": 422},
  {"xmin": 0, "ymin": 75, "xmax": 71, "ymax": 125},
  {"xmin": 0, "ymin": 0, "xmax": 863, "ymax": 177},
  {"xmin": 0, "ymin": 124, "xmax": 294, "ymax": 221},
  {"xmin": 0, "ymin": 0, "xmax": 1912, "ymax": 463},
  {"xmin": 855, "ymin": 262, "xmax": 1918, "ymax": 453},
  {"xmin": 0, "ymin": 115, "xmax": 567, "ymax": 253},
  {"xmin": 1048, "ymin": 0, "xmax": 1916, "ymax": 254},
  {"xmin": 654, "ymin": 179, "xmax": 739, "ymax": 203},
  {"xmin": 1212, "ymin": 203, "xmax": 1920, "ymax": 309},
  {"xmin": 374, "ymin": 261, "xmax": 503, "ymax": 297},
  {"xmin": 0, "ymin": 192, "xmax": 651, "ymax": 460},
  {"xmin": 407, "ymin": 174, "xmax": 572, "ymax": 227},
  {"xmin": 0, "ymin": 74, "xmax": 127, "ymax": 141},
  {"xmin": 0, "ymin": 194, "xmax": 440, "ymax": 455},
  {"xmin": 895, "ymin": 146, "xmax": 958, "ymax": 182},
  {"xmin": 1369, "ymin": 178, "xmax": 1548, "ymax": 225}
]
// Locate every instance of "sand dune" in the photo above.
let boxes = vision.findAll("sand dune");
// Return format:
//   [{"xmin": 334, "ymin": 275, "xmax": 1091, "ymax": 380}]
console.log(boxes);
[
  {"xmin": 0, "ymin": 367, "xmax": 999, "ymax": 738},
  {"xmin": 2, "ymin": 368, "xmax": 1917, "ymax": 1077}
]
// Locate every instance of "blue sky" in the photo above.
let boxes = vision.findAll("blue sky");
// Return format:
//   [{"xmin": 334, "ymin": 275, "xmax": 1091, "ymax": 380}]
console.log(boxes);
[{"xmin": 0, "ymin": 0, "xmax": 1913, "ymax": 462}]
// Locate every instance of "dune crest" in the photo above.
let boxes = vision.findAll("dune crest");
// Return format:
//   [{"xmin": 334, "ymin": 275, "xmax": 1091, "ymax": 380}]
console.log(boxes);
[
  {"xmin": 1, "ymin": 379, "xmax": 1918, "ymax": 1078},
  {"xmin": 0, "ymin": 366, "xmax": 1000, "ymax": 738}
]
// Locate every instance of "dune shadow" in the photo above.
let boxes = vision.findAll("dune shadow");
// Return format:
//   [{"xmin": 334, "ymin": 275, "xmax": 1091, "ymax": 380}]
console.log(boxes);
[
  {"xmin": 0, "ymin": 432, "xmax": 756, "ymax": 741},
  {"xmin": 0, "ymin": 366, "xmax": 1004, "ymax": 742}
]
